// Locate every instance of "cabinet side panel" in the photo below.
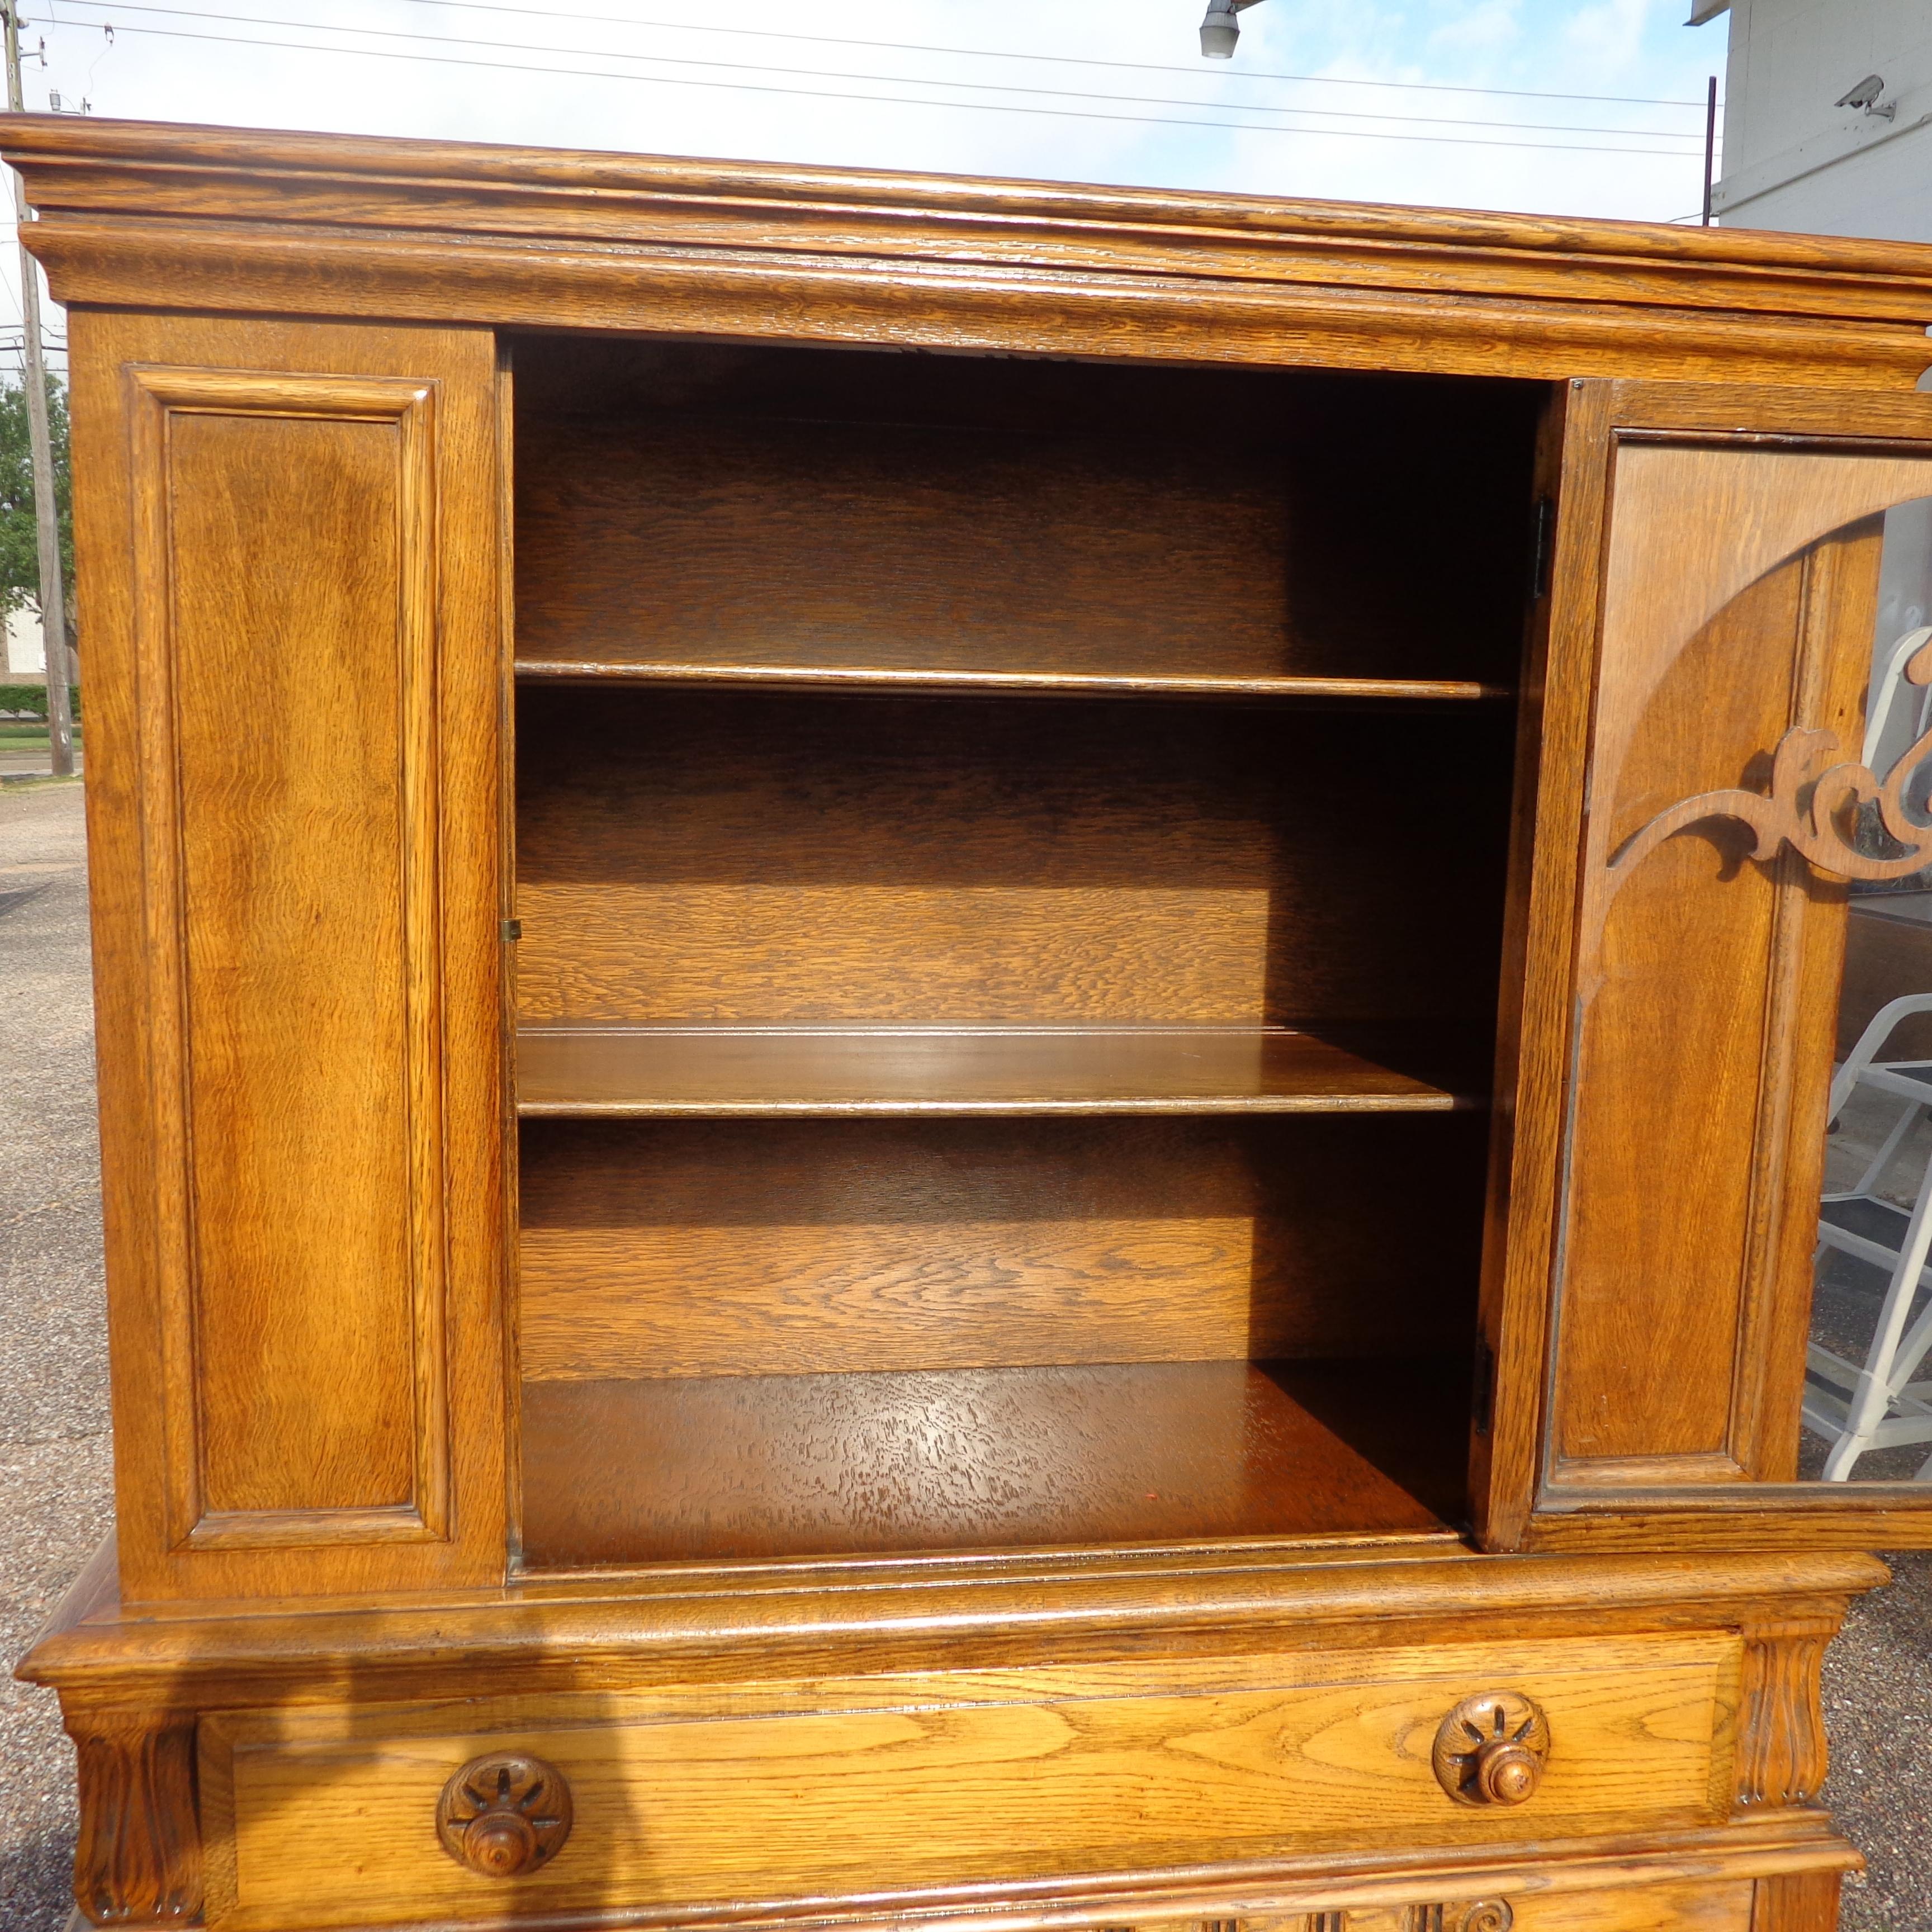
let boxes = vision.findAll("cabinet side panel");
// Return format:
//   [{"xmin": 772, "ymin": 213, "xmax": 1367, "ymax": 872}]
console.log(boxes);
[
  {"xmin": 73, "ymin": 313, "xmax": 509, "ymax": 1600},
  {"xmin": 160, "ymin": 403, "xmax": 422, "ymax": 1521}
]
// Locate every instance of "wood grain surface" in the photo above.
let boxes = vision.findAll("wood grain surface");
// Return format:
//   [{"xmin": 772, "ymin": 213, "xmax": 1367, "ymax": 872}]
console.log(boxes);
[
  {"xmin": 514, "ymin": 1025, "xmax": 1473, "ymax": 1116},
  {"xmin": 1551, "ymin": 447, "xmax": 1915, "ymax": 1483},
  {"xmin": 515, "ymin": 687, "xmax": 1516, "ymax": 1028},
  {"xmin": 209, "ymin": 1629, "xmax": 1734, "ymax": 1925},
  {"xmin": 14, "ymin": 119, "xmax": 1932, "ymax": 390},
  {"xmin": 67, "ymin": 311, "xmax": 511, "ymax": 1603},
  {"xmin": 30, "ymin": 114, "xmax": 1932, "ymax": 1932},
  {"xmin": 514, "ymin": 345, "xmax": 1539, "ymax": 691},
  {"xmin": 1750, "ymin": 1871, "xmax": 1844, "ymax": 1932},
  {"xmin": 24, "ymin": 1540, "xmax": 1884, "ymax": 1702},
  {"xmin": 1355, "ymin": 1887, "xmax": 1750, "ymax": 1932},
  {"xmin": 158, "ymin": 395, "xmax": 425, "ymax": 1524},
  {"xmin": 518, "ymin": 1358, "xmax": 1470, "ymax": 1563},
  {"xmin": 517, "ymin": 1115, "xmax": 1488, "ymax": 1381},
  {"xmin": 514, "ymin": 661, "xmax": 1510, "ymax": 703}
]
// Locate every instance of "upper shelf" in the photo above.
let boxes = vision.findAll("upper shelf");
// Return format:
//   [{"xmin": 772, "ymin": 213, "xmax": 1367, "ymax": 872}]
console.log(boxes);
[
  {"xmin": 512, "ymin": 658, "xmax": 1510, "ymax": 703},
  {"xmin": 515, "ymin": 1024, "xmax": 1481, "ymax": 1117}
]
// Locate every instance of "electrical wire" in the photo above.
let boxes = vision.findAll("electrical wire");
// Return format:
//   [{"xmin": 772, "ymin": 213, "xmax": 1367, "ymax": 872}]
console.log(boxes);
[
  {"xmin": 45, "ymin": 0, "xmax": 1715, "ymax": 128},
  {"xmin": 77, "ymin": 0, "xmax": 1717, "ymax": 110},
  {"xmin": 29, "ymin": 2, "xmax": 1712, "ymax": 142},
  {"xmin": 40, "ymin": 1, "xmax": 1711, "ymax": 143},
  {"xmin": 32, "ymin": 16, "xmax": 1717, "ymax": 157}
]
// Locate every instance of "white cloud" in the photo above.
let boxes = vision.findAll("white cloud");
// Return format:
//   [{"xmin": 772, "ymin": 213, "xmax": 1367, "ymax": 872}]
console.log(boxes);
[
  {"xmin": 1565, "ymin": 0, "xmax": 1663, "ymax": 75},
  {"xmin": 1431, "ymin": 0, "xmax": 1524, "ymax": 57}
]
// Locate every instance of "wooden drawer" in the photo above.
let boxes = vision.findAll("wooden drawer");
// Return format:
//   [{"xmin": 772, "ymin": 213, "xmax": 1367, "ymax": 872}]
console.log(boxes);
[
  {"xmin": 202, "ymin": 1633, "xmax": 1740, "ymax": 1928},
  {"xmin": 1269, "ymin": 1887, "xmax": 1755, "ymax": 1932}
]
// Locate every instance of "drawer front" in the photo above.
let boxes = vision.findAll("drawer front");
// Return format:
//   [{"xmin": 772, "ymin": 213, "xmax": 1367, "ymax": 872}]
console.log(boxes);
[
  {"xmin": 1319, "ymin": 1886, "xmax": 1751, "ymax": 1932},
  {"xmin": 204, "ymin": 1635, "xmax": 1738, "ymax": 1928}
]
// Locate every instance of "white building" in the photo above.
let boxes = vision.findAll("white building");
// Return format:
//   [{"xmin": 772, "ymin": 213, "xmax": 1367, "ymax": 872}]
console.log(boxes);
[
  {"xmin": 1695, "ymin": 1, "xmax": 1932, "ymax": 1003},
  {"xmin": 1694, "ymin": 0, "xmax": 1932, "ymax": 240}
]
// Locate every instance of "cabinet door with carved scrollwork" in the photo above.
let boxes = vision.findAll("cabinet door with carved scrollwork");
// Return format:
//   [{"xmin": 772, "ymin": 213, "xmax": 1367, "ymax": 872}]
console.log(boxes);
[{"xmin": 1478, "ymin": 377, "xmax": 1932, "ymax": 1552}]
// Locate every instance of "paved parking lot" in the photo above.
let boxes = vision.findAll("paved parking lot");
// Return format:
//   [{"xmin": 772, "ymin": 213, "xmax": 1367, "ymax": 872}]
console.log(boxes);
[{"xmin": 0, "ymin": 775, "xmax": 1927, "ymax": 1929}]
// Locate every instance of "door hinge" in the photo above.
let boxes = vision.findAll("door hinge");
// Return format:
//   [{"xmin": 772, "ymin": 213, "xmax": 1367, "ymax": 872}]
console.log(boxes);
[
  {"xmin": 501, "ymin": 918, "xmax": 522, "ymax": 942},
  {"xmin": 1471, "ymin": 1335, "xmax": 1497, "ymax": 1437},
  {"xmin": 1528, "ymin": 495, "xmax": 1556, "ymax": 602}
]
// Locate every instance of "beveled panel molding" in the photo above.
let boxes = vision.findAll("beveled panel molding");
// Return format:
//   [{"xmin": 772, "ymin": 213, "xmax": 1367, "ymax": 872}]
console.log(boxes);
[{"xmin": 126, "ymin": 364, "xmax": 450, "ymax": 1556}]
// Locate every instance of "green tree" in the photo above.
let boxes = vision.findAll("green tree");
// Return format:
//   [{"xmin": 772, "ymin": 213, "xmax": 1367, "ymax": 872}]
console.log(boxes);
[{"xmin": 0, "ymin": 370, "xmax": 74, "ymax": 626}]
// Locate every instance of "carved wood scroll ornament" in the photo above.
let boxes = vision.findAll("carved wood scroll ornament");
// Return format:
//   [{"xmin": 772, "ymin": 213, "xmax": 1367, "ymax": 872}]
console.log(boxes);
[{"xmin": 1609, "ymin": 633, "xmax": 1932, "ymax": 888}]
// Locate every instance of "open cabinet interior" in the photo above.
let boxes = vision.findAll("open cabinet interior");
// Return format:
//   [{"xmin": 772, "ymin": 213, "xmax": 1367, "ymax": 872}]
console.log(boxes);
[{"xmin": 509, "ymin": 333, "xmax": 1544, "ymax": 1569}]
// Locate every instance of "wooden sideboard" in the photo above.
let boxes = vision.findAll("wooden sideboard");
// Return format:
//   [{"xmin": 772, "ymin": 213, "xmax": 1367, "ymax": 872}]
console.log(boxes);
[{"xmin": 13, "ymin": 113, "xmax": 1932, "ymax": 1932}]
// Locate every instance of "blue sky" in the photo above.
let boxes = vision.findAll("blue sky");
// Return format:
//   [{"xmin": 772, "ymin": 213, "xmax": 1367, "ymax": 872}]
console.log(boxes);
[{"xmin": 12, "ymin": 0, "xmax": 1729, "ymax": 221}]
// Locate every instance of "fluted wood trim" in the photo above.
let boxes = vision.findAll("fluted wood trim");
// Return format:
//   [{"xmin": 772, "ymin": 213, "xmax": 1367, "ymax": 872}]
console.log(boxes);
[
  {"xmin": 1736, "ymin": 1619, "xmax": 1836, "ymax": 1811},
  {"xmin": 65, "ymin": 1709, "xmax": 201, "ymax": 1925}
]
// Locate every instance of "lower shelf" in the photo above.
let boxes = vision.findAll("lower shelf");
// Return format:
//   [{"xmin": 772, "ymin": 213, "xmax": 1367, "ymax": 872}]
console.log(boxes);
[{"xmin": 519, "ymin": 1357, "xmax": 1467, "ymax": 1566}]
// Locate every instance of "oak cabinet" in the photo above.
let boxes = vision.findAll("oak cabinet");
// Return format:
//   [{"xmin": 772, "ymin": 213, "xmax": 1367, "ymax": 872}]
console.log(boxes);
[{"xmin": 12, "ymin": 113, "xmax": 1932, "ymax": 1932}]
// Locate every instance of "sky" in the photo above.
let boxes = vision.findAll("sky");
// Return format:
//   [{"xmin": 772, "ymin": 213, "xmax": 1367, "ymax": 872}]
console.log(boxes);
[{"xmin": 0, "ymin": 0, "xmax": 1734, "ymax": 368}]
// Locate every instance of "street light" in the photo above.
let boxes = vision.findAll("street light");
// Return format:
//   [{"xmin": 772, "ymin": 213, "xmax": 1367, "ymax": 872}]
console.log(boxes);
[{"xmin": 1200, "ymin": 0, "xmax": 1265, "ymax": 59}]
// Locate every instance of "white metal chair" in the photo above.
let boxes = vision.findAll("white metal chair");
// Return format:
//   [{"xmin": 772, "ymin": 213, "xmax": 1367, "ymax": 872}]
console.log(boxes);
[
  {"xmin": 1810, "ymin": 992, "xmax": 1932, "ymax": 1479},
  {"xmin": 1863, "ymin": 623, "xmax": 1932, "ymax": 771}
]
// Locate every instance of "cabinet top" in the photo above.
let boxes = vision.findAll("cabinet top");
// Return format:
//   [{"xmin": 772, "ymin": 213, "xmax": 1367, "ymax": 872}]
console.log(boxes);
[{"xmin": 10, "ymin": 111, "xmax": 1932, "ymax": 387}]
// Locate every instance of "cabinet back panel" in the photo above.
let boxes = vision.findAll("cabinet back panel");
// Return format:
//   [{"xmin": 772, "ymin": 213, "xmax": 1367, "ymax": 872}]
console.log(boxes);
[
  {"xmin": 516, "ymin": 688, "xmax": 1514, "ymax": 1025},
  {"xmin": 519, "ymin": 1115, "xmax": 1488, "ymax": 1380},
  {"xmin": 512, "ymin": 339, "xmax": 1541, "ymax": 686}
]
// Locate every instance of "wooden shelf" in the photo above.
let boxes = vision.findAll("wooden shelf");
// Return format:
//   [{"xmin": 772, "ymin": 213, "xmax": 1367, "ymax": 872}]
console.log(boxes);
[
  {"xmin": 519, "ymin": 1357, "xmax": 1466, "ymax": 1566},
  {"xmin": 515, "ymin": 1025, "xmax": 1479, "ymax": 1117},
  {"xmin": 513, "ymin": 659, "xmax": 1511, "ymax": 703}
]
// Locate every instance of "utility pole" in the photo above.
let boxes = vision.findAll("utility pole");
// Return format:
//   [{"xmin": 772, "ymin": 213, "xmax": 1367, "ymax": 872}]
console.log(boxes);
[
  {"xmin": 1701, "ymin": 75, "xmax": 1718, "ymax": 228},
  {"xmin": 3, "ymin": 3, "xmax": 72, "ymax": 777}
]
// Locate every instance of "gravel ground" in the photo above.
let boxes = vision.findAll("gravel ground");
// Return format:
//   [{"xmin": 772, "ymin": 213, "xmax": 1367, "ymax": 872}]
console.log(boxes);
[
  {"xmin": 1, "ymin": 777, "xmax": 111, "ymax": 1932},
  {"xmin": 0, "ymin": 778, "xmax": 1927, "ymax": 1929}
]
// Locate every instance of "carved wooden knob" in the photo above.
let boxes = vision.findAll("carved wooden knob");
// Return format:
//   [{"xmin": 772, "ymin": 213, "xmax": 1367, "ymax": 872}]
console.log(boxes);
[
  {"xmin": 1472, "ymin": 1741, "xmax": 1541, "ymax": 1805},
  {"xmin": 1432, "ymin": 1693, "xmax": 1550, "ymax": 1807},
  {"xmin": 436, "ymin": 1752, "xmax": 573, "ymax": 1877}
]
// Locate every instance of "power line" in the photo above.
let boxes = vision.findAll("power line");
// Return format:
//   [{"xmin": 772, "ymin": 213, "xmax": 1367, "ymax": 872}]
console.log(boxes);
[
  {"xmin": 38, "ymin": 1, "xmax": 1708, "ymax": 143},
  {"xmin": 67, "ymin": 0, "xmax": 1715, "ymax": 110},
  {"xmin": 33, "ymin": 17, "xmax": 1716, "ymax": 157}
]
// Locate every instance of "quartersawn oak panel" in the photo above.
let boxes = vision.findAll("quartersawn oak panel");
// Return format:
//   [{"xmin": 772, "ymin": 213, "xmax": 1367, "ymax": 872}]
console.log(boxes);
[
  {"xmin": 514, "ymin": 342, "xmax": 1542, "ymax": 689},
  {"xmin": 214, "ymin": 1631, "xmax": 1735, "ymax": 1925},
  {"xmin": 164, "ymin": 404, "xmax": 422, "ymax": 1520},
  {"xmin": 69, "ymin": 310, "xmax": 509, "ymax": 1603},
  {"xmin": 518, "ymin": 1358, "xmax": 1469, "ymax": 1563},
  {"xmin": 1549, "ymin": 443, "xmax": 1932, "ymax": 1485},
  {"xmin": 515, "ymin": 688, "xmax": 1517, "ymax": 1027},
  {"xmin": 518, "ymin": 1115, "xmax": 1489, "ymax": 1380}
]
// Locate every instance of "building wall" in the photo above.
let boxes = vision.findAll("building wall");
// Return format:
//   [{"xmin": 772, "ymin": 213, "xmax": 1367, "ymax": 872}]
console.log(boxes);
[
  {"xmin": 1706, "ymin": 0, "xmax": 1932, "ymax": 240},
  {"xmin": 2, "ymin": 602, "xmax": 45, "ymax": 681},
  {"xmin": 1699, "ymin": 0, "xmax": 1932, "ymax": 697}
]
